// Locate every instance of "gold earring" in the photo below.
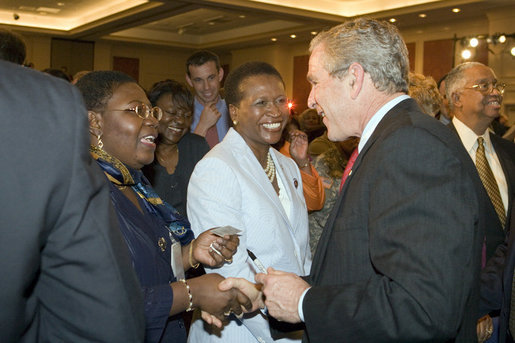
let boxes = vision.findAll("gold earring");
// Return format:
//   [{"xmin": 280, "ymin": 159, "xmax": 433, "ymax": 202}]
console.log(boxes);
[
  {"xmin": 233, "ymin": 120, "xmax": 238, "ymax": 126},
  {"xmin": 97, "ymin": 134, "xmax": 104, "ymax": 149}
]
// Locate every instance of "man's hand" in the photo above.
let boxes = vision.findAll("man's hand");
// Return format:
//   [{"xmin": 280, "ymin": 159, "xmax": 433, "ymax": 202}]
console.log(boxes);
[
  {"xmin": 476, "ymin": 314, "xmax": 493, "ymax": 343},
  {"xmin": 289, "ymin": 130, "xmax": 311, "ymax": 174},
  {"xmin": 255, "ymin": 267, "xmax": 310, "ymax": 323},
  {"xmin": 194, "ymin": 103, "xmax": 221, "ymax": 137},
  {"xmin": 218, "ymin": 277, "xmax": 265, "ymax": 312}
]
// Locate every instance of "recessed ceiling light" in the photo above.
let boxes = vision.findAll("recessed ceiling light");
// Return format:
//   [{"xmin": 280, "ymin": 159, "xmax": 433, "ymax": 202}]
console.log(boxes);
[
  {"xmin": 418, "ymin": 13, "xmax": 427, "ymax": 18},
  {"xmin": 452, "ymin": 8, "xmax": 461, "ymax": 13},
  {"xmin": 208, "ymin": 22, "xmax": 215, "ymax": 25},
  {"xmin": 389, "ymin": 18, "xmax": 396, "ymax": 23},
  {"xmin": 271, "ymin": 37, "xmax": 277, "ymax": 42},
  {"xmin": 239, "ymin": 15, "xmax": 246, "ymax": 18},
  {"xmin": 57, "ymin": 2, "xmax": 65, "ymax": 6},
  {"xmin": 311, "ymin": 31, "xmax": 318, "ymax": 35},
  {"xmin": 290, "ymin": 34, "xmax": 296, "ymax": 38}
]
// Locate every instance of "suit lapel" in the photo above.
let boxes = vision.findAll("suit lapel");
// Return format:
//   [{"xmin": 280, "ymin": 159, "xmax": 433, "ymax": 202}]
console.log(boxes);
[{"xmin": 490, "ymin": 132, "xmax": 515, "ymax": 228}]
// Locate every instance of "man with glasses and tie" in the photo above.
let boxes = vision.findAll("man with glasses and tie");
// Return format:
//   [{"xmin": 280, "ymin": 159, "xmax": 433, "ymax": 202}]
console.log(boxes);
[{"xmin": 446, "ymin": 61, "xmax": 515, "ymax": 342}]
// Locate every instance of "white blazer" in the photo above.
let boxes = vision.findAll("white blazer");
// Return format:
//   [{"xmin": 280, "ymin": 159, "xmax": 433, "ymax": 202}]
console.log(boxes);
[{"xmin": 187, "ymin": 128, "xmax": 311, "ymax": 343}]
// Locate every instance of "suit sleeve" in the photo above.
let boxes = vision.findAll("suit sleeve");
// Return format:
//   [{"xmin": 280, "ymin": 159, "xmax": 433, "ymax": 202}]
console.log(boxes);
[
  {"xmin": 303, "ymin": 127, "xmax": 480, "ymax": 342},
  {"xmin": 0, "ymin": 71, "xmax": 144, "ymax": 342}
]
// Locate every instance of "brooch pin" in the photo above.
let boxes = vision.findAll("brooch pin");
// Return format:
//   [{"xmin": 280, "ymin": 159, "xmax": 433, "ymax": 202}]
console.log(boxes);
[
  {"xmin": 158, "ymin": 237, "xmax": 167, "ymax": 252},
  {"xmin": 293, "ymin": 178, "xmax": 298, "ymax": 188}
]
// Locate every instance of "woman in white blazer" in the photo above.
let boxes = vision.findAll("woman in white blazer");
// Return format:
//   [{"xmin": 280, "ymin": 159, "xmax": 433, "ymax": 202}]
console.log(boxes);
[{"xmin": 187, "ymin": 62, "xmax": 311, "ymax": 343}]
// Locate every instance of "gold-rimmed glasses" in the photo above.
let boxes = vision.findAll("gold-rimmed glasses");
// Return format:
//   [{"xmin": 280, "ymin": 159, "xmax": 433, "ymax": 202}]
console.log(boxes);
[
  {"xmin": 463, "ymin": 81, "xmax": 506, "ymax": 95},
  {"xmin": 109, "ymin": 104, "xmax": 163, "ymax": 121}
]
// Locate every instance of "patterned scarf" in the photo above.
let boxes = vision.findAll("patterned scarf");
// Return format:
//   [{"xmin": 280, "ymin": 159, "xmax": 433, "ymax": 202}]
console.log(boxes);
[{"xmin": 90, "ymin": 145, "xmax": 193, "ymax": 244}]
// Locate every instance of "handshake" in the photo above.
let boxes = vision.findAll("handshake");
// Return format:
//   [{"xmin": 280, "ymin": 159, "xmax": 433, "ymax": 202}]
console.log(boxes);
[{"xmin": 198, "ymin": 268, "xmax": 311, "ymax": 327}]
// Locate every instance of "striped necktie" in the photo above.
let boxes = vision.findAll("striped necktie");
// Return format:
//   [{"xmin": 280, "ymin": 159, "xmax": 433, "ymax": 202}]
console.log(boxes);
[{"xmin": 475, "ymin": 137, "xmax": 506, "ymax": 228}]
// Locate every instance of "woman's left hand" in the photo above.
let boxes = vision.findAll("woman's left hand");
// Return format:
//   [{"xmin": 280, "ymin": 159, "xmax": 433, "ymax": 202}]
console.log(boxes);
[{"xmin": 193, "ymin": 230, "xmax": 239, "ymax": 267}]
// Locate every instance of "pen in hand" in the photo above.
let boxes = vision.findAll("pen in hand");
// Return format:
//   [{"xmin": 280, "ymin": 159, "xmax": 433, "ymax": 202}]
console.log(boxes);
[{"xmin": 247, "ymin": 249, "xmax": 267, "ymax": 274}]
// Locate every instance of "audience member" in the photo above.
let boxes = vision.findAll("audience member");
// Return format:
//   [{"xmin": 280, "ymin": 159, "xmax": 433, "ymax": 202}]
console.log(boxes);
[
  {"xmin": 223, "ymin": 18, "xmax": 489, "ymax": 342},
  {"xmin": 76, "ymin": 71, "xmax": 250, "ymax": 343},
  {"xmin": 446, "ymin": 61, "xmax": 515, "ymax": 342},
  {"xmin": 187, "ymin": 62, "xmax": 311, "ymax": 342},
  {"xmin": 275, "ymin": 116, "xmax": 326, "ymax": 212},
  {"xmin": 0, "ymin": 61, "xmax": 145, "ymax": 342},
  {"xmin": 308, "ymin": 137, "xmax": 359, "ymax": 255},
  {"xmin": 298, "ymin": 108, "xmax": 326, "ymax": 142},
  {"xmin": 408, "ymin": 72, "xmax": 442, "ymax": 117},
  {"xmin": 186, "ymin": 50, "xmax": 230, "ymax": 148},
  {"xmin": 144, "ymin": 79, "xmax": 209, "ymax": 219},
  {"xmin": 436, "ymin": 74, "xmax": 452, "ymax": 124},
  {"xmin": 42, "ymin": 68, "xmax": 71, "ymax": 82},
  {"xmin": 0, "ymin": 29, "xmax": 26, "ymax": 64}
]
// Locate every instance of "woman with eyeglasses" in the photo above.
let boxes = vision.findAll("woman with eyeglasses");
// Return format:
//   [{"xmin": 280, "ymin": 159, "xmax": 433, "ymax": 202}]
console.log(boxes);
[
  {"xmin": 187, "ymin": 62, "xmax": 311, "ymax": 343},
  {"xmin": 143, "ymin": 79, "xmax": 209, "ymax": 219},
  {"xmin": 75, "ymin": 71, "xmax": 250, "ymax": 343}
]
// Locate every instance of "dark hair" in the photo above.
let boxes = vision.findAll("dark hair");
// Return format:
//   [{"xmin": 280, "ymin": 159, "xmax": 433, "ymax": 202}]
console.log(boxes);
[
  {"xmin": 42, "ymin": 68, "xmax": 71, "ymax": 82},
  {"xmin": 75, "ymin": 70, "xmax": 136, "ymax": 112},
  {"xmin": 224, "ymin": 61, "xmax": 284, "ymax": 107},
  {"xmin": 186, "ymin": 50, "xmax": 221, "ymax": 76},
  {"xmin": 437, "ymin": 74, "xmax": 447, "ymax": 89},
  {"xmin": 0, "ymin": 29, "xmax": 26, "ymax": 65},
  {"xmin": 148, "ymin": 79, "xmax": 193, "ymax": 111}
]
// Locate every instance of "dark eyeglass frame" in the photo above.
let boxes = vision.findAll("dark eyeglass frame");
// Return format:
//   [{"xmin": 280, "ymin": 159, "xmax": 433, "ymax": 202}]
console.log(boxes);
[
  {"xmin": 463, "ymin": 81, "xmax": 506, "ymax": 95},
  {"xmin": 109, "ymin": 104, "xmax": 163, "ymax": 121}
]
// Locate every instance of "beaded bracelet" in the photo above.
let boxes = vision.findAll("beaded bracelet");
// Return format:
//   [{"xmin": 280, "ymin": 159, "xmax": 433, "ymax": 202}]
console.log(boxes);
[
  {"xmin": 189, "ymin": 239, "xmax": 200, "ymax": 269},
  {"xmin": 178, "ymin": 279, "xmax": 194, "ymax": 312}
]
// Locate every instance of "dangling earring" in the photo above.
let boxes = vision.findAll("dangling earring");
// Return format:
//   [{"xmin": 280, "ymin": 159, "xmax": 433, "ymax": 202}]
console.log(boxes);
[
  {"xmin": 232, "ymin": 120, "xmax": 238, "ymax": 126},
  {"xmin": 97, "ymin": 134, "xmax": 104, "ymax": 149}
]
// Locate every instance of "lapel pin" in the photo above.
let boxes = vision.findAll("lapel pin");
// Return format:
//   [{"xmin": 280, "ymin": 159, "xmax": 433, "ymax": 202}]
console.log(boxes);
[{"xmin": 293, "ymin": 178, "xmax": 298, "ymax": 188}]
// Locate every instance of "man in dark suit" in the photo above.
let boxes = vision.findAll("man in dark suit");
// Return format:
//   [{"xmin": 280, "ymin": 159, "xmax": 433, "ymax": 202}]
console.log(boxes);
[
  {"xmin": 235, "ymin": 18, "xmax": 487, "ymax": 342},
  {"xmin": 445, "ymin": 62, "xmax": 515, "ymax": 342},
  {"xmin": 0, "ymin": 61, "xmax": 145, "ymax": 342}
]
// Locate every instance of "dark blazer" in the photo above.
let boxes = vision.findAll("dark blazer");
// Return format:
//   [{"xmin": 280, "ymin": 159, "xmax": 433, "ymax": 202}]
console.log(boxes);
[
  {"xmin": 448, "ymin": 123, "xmax": 515, "ymax": 260},
  {"xmin": 0, "ymin": 61, "xmax": 145, "ymax": 342},
  {"xmin": 303, "ymin": 98, "xmax": 486, "ymax": 342}
]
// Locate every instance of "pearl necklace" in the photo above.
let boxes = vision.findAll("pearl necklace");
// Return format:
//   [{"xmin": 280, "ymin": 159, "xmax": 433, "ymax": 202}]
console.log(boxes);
[{"xmin": 264, "ymin": 151, "xmax": 276, "ymax": 183}]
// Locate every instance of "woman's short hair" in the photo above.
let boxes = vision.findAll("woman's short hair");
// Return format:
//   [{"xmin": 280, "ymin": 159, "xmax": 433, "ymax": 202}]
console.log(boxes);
[
  {"xmin": 147, "ymin": 79, "xmax": 193, "ymax": 111},
  {"xmin": 310, "ymin": 18, "xmax": 409, "ymax": 94},
  {"xmin": 75, "ymin": 71, "xmax": 135, "ymax": 112},
  {"xmin": 224, "ymin": 61, "xmax": 284, "ymax": 107},
  {"xmin": 408, "ymin": 72, "xmax": 442, "ymax": 117}
]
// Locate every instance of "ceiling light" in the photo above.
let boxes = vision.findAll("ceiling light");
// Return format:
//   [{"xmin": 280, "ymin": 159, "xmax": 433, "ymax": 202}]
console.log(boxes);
[
  {"xmin": 311, "ymin": 31, "xmax": 318, "ymax": 36},
  {"xmin": 290, "ymin": 34, "xmax": 296, "ymax": 38},
  {"xmin": 511, "ymin": 46, "xmax": 515, "ymax": 56},
  {"xmin": 498, "ymin": 35, "xmax": 507, "ymax": 43},
  {"xmin": 271, "ymin": 38, "xmax": 277, "ymax": 42},
  {"xmin": 452, "ymin": 8, "xmax": 461, "ymax": 13},
  {"xmin": 461, "ymin": 49, "xmax": 471, "ymax": 59},
  {"xmin": 208, "ymin": 22, "xmax": 215, "ymax": 25},
  {"xmin": 239, "ymin": 15, "xmax": 246, "ymax": 18},
  {"xmin": 418, "ymin": 13, "xmax": 426, "ymax": 18},
  {"xmin": 469, "ymin": 37, "xmax": 479, "ymax": 47},
  {"xmin": 57, "ymin": 2, "xmax": 65, "ymax": 6},
  {"xmin": 389, "ymin": 18, "xmax": 396, "ymax": 23}
]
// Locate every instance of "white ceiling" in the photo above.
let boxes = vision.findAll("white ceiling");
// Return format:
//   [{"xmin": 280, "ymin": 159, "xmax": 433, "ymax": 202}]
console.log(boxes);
[{"xmin": 0, "ymin": 0, "xmax": 513, "ymax": 53}]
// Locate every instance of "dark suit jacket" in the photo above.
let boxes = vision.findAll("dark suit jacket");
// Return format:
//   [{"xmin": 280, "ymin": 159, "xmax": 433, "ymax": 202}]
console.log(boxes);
[
  {"xmin": 448, "ymin": 123, "xmax": 515, "ymax": 260},
  {"xmin": 303, "ymin": 98, "xmax": 486, "ymax": 342},
  {"xmin": 0, "ymin": 61, "xmax": 145, "ymax": 342}
]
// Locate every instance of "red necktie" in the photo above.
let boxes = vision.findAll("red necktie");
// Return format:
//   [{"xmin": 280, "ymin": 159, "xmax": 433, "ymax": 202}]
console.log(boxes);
[
  {"xmin": 205, "ymin": 125, "xmax": 219, "ymax": 149},
  {"xmin": 339, "ymin": 148, "xmax": 359, "ymax": 192}
]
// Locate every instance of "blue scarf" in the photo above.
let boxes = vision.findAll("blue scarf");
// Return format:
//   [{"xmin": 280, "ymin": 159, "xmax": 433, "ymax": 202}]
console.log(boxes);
[{"xmin": 90, "ymin": 145, "xmax": 193, "ymax": 244}]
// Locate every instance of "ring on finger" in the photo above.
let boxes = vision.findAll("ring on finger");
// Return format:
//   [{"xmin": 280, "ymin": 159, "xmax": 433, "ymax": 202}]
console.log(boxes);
[
  {"xmin": 224, "ymin": 257, "xmax": 233, "ymax": 263},
  {"xmin": 223, "ymin": 310, "xmax": 232, "ymax": 316}
]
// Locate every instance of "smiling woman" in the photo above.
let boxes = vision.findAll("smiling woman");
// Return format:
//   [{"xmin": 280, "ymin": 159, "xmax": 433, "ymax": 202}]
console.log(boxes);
[
  {"xmin": 187, "ymin": 62, "xmax": 311, "ymax": 343},
  {"xmin": 75, "ymin": 71, "xmax": 252, "ymax": 343},
  {"xmin": 143, "ymin": 79, "xmax": 209, "ymax": 219}
]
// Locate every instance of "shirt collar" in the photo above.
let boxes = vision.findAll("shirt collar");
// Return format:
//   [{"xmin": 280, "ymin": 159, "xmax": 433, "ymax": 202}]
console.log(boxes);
[
  {"xmin": 452, "ymin": 116, "xmax": 492, "ymax": 153},
  {"xmin": 358, "ymin": 95, "xmax": 411, "ymax": 152}
]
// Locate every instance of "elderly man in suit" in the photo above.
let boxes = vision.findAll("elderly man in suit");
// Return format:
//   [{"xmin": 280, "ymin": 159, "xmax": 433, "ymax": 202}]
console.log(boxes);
[
  {"xmin": 446, "ymin": 62, "xmax": 515, "ymax": 342},
  {"xmin": 221, "ymin": 18, "xmax": 489, "ymax": 342},
  {"xmin": 0, "ymin": 61, "xmax": 145, "ymax": 342}
]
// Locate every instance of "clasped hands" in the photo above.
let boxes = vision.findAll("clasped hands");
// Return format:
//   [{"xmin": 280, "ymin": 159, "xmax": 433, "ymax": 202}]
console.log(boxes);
[{"xmin": 201, "ymin": 267, "xmax": 310, "ymax": 328}]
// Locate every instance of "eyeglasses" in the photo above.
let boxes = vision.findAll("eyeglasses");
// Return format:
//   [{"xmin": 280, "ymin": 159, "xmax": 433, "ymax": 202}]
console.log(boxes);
[
  {"xmin": 109, "ymin": 104, "xmax": 163, "ymax": 121},
  {"xmin": 163, "ymin": 109, "xmax": 193, "ymax": 120},
  {"xmin": 463, "ymin": 81, "xmax": 506, "ymax": 95}
]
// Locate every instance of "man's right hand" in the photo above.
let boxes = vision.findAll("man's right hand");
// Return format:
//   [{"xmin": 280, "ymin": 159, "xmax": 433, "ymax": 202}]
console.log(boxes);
[{"xmin": 194, "ymin": 103, "xmax": 221, "ymax": 137}]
